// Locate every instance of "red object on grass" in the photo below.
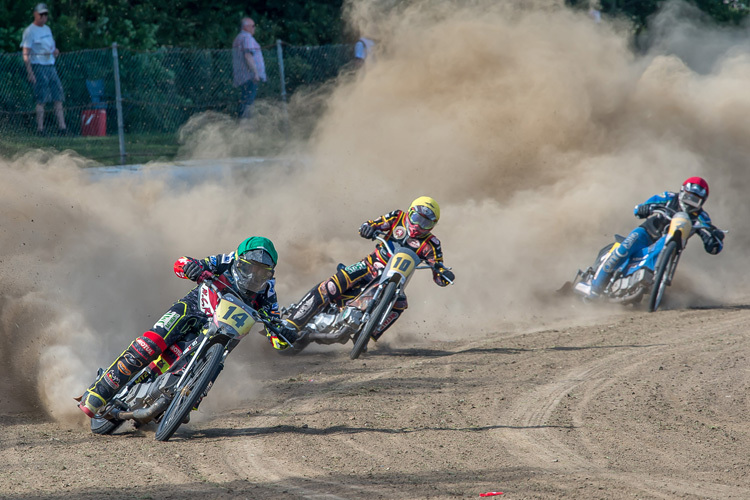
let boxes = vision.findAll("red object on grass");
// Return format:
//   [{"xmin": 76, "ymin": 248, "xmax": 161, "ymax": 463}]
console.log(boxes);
[
  {"xmin": 81, "ymin": 109, "xmax": 106, "ymax": 136},
  {"xmin": 479, "ymin": 493, "xmax": 504, "ymax": 497}
]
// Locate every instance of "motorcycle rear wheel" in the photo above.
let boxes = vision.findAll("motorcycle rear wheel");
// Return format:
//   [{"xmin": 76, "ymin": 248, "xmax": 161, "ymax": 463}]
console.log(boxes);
[
  {"xmin": 350, "ymin": 281, "xmax": 397, "ymax": 360},
  {"xmin": 649, "ymin": 240, "xmax": 678, "ymax": 312},
  {"xmin": 154, "ymin": 343, "xmax": 224, "ymax": 442},
  {"xmin": 90, "ymin": 414, "xmax": 124, "ymax": 435}
]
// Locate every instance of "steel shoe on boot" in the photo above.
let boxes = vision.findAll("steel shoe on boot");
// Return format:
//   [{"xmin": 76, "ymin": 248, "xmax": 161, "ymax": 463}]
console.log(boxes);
[
  {"xmin": 77, "ymin": 388, "xmax": 109, "ymax": 418},
  {"xmin": 573, "ymin": 281, "xmax": 599, "ymax": 299}
]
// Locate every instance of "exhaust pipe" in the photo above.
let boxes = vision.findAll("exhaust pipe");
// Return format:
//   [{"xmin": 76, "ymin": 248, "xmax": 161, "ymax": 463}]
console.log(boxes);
[{"xmin": 112, "ymin": 395, "xmax": 171, "ymax": 424}]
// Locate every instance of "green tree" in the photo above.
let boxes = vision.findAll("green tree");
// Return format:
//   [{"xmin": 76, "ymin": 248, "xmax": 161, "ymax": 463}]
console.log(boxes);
[
  {"xmin": 0, "ymin": 0, "xmax": 345, "ymax": 53},
  {"xmin": 567, "ymin": 0, "xmax": 749, "ymax": 29}
]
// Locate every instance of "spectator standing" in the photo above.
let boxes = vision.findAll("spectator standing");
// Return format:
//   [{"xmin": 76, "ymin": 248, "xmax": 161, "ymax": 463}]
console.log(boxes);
[
  {"xmin": 21, "ymin": 3, "xmax": 67, "ymax": 135},
  {"xmin": 232, "ymin": 17, "xmax": 266, "ymax": 119},
  {"xmin": 353, "ymin": 36, "xmax": 376, "ymax": 68},
  {"xmin": 588, "ymin": 0, "xmax": 602, "ymax": 23}
]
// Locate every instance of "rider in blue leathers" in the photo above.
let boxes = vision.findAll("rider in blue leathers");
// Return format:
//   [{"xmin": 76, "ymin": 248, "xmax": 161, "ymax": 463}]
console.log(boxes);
[{"xmin": 575, "ymin": 177, "xmax": 725, "ymax": 298}]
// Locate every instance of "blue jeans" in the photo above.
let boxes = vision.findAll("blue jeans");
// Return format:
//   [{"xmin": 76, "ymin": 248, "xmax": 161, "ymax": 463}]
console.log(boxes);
[{"xmin": 238, "ymin": 80, "xmax": 258, "ymax": 118}]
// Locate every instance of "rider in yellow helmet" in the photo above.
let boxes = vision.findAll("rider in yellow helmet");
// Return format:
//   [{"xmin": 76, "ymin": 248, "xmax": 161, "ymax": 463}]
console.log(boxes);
[{"xmin": 283, "ymin": 197, "xmax": 454, "ymax": 342}]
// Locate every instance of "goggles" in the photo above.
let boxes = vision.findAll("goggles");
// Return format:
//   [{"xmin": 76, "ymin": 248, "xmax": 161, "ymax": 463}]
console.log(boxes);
[
  {"xmin": 236, "ymin": 258, "xmax": 274, "ymax": 287},
  {"xmin": 683, "ymin": 183, "xmax": 707, "ymax": 199},
  {"xmin": 679, "ymin": 191, "xmax": 704, "ymax": 210},
  {"xmin": 408, "ymin": 206, "xmax": 437, "ymax": 231}
]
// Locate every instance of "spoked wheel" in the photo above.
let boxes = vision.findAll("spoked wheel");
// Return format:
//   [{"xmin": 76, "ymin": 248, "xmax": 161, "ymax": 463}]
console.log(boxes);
[
  {"xmin": 350, "ymin": 281, "xmax": 397, "ymax": 360},
  {"xmin": 154, "ymin": 343, "xmax": 224, "ymax": 442},
  {"xmin": 649, "ymin": 240, "xmax": 678, "ymax": 312}
]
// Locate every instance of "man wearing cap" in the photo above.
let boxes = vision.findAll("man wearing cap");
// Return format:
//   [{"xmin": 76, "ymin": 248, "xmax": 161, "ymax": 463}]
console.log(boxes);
[
  {"xmin": 21, "ymin": 3, "xmax": 68, "ymax": 135},
  {"xmin": 232, "ymin": 17, "xmax": 266, "ymax": 119}
]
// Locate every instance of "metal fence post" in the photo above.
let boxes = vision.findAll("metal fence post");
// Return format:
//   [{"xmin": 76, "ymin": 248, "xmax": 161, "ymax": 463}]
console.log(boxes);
[
  {"xmin": 111, "ymin": 43, "xmax": 126, "ymax": 164},
  {"xmin": 276, "ymin": 39, "xmax": 290, "ymax": 137}
]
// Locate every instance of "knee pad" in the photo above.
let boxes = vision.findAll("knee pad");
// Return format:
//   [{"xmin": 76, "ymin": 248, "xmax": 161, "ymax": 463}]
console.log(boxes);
[
  {"xmin": 320, "ymin": 276, "xmax": 344, "ymax": 301},
  {"xmin": 604, "ymin": 228, "xmax": 650, "ymax": 273},
  {"xmin": 148, "ymin": 342, "xmax": 184, "ymax": 375}
]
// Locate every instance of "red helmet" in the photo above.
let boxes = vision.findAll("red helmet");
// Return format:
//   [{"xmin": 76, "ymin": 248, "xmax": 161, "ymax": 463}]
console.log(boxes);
[{"xmin": 679, "ymin": 176, "xmax": 709, "ymax": 213}]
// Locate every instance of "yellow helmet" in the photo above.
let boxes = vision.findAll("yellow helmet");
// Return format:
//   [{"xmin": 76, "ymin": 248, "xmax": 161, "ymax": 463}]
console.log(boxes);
[{"xmin": 407, "ymin": 196, "xmax": 440, "ymax": 237}]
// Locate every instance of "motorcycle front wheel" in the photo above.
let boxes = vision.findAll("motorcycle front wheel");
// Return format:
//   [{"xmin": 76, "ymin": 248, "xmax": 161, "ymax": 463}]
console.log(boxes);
[
  {"xmin": 350, "ymin": 281, "xmax": 397, "ymax": 360},
  {"xmin": 154, "ymin": 343, "xmax": 224, "ymax": 442},
  {"xmin": 649, "ymin": 240, "xmax": 678, "ymax": 312}
]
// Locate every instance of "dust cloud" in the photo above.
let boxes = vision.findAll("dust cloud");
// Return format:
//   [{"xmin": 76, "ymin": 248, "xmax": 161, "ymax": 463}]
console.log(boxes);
[{"xmin": 2, "ymin": 0, "xmax": 750, "ymax": 424}]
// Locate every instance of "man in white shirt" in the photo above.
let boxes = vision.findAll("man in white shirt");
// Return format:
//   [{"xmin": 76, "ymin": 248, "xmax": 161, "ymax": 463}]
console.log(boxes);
[{"xmin": 21, "ymin": 3, "xmax": 67, "ymax": 135}]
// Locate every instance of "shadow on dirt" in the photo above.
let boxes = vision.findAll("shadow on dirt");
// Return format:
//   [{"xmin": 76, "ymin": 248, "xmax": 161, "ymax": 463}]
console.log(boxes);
[{"xmin": 183, "ymin": 420, "xmax": 576, "ymax": 441}]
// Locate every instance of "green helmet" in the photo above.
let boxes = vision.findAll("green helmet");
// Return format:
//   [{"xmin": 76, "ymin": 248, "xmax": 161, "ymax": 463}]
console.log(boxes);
[
  {"xmin": 232, "ymin": 237, "xmax": 278, "ymax": 293},
  {"xmin": 236, "ymin": 236, "xmax": 277, "ymax": 266}
]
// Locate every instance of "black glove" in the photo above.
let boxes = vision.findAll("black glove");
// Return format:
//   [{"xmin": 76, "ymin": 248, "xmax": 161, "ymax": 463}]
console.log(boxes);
[
  {"xmin": 440, "ymin": 269, "xmax": 455, "ymax": 283},
  {"xmin": 183, "ymin": 258, "xmax": 206, "ymax": 281},
  {"xmin": 359, "ymin": 223, "xmax": 376, "ymax": 239},
  {"xmin": 713, "ymin": 228, "xmax": 725, "ymax": 242},
  {"xmin": 700, "ymin": 229, "xmax": 722, "ymax": 255},
  {"xmin": 636, "ymin": 204, "xmax": 652, "ymax": 219}
]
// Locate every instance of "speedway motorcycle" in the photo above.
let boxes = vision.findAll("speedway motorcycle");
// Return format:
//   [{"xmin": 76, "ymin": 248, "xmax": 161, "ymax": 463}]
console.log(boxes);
[
  {"xmin": 281, "ymin": 233, "xmax": 453, "ymax": 359},
  {"xmin": 88, "ymin": 279, "xmax": 289, "ymax": 441},
  {"xmin": 566, "ymin": 206, "xmax": 718, "ymax": 312}
]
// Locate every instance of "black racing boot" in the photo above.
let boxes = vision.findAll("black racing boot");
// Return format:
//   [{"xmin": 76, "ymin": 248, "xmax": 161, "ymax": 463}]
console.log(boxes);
[
  {"xmin": 78, "ymin": 331, "xmax": 164, "ymax": 418},
  {"xmin": 284, "ymin": 283, "xmax": 328, "ymax": 331}
]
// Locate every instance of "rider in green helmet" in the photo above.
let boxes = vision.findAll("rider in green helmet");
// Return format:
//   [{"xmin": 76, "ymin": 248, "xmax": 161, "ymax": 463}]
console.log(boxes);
[{"xmin": 77, "ymin": 236, "xmax": 295, "ymax": 419}]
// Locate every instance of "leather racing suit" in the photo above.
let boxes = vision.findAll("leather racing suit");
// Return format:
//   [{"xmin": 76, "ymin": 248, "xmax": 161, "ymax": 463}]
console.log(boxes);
[
  {"xmin": 284, "ymin": 209, "xmax": 452, "ymax": 341},
  {"xmin": 78, "ymin": 252, "xmax": 281, "ymax": 418},
  {"xmin": 590, "ymin": 191, "xmax": 724, "ymax": 293}
]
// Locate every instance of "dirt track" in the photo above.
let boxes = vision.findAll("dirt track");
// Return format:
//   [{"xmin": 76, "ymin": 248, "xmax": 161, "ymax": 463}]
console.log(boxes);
[{"xmin": 2, "ymin": 298, "xmax": 749, "ymax": 500}]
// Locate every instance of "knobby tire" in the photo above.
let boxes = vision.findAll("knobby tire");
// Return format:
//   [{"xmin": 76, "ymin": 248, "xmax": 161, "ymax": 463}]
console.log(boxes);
[
  {"xmin": 91, "ymin": 414, "xmax": 123, "ymax": 435},
  {"xmin": 154, "ymin": 343, "xmax": 224, "ymax": 442},
  {"xmin": 649, "ymin": 240, "xmax": 678, "ymax": 312},
  {"xmin": 350, "ymin": 281, "xmax": 397, "ymax": 360}
]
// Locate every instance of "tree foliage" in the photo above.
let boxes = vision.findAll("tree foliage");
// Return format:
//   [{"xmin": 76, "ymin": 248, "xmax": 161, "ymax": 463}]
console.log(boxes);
[
  {"xmin": 568, "ymin": 0, "xmax": 748, "ymax": 31},
  {"xmin": 3, "ymin": 0, "xmax": 748, "ymax": 54},
  {"xmin": 1, "ymin": 0, "xmax": 345, "ymax": 53}
]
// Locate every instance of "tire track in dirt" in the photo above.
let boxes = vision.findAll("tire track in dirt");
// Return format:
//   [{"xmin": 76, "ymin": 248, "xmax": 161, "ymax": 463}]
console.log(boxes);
[
  {"xmin": 494, "ymin": 306, "xmax": 750, "ymax": 499},
  {"xmin": 212, "ymin": 356, "xmax": 422, "ymax": 499}
]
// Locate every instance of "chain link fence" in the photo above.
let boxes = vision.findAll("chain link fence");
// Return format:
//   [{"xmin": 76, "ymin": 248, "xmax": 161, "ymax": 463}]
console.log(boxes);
[{"xmin": 0, "ymin": 42, "xmax": 356, "ymax": 164}]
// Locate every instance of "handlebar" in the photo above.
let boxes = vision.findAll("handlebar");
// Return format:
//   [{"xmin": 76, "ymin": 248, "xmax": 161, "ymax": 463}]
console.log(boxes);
[
  {"xmin": 650, "ymin": 205, "xmax": 675, "ymax": 217},
  {"xmin": 201, "ymin": 278, "xmax": 290, "ymax": 340},
  {"xmin": 372, "ymin": 231, "xmax": 453, "ymax": 279},
  {"xmin": 648, "ymin": 205, "xmax": 725, "ymax": 237}
]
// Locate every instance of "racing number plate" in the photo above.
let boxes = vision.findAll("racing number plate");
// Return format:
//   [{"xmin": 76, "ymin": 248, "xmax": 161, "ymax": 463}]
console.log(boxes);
[{"xmin": 213, "ymin": 295, "xmax": 257, "ymax": 338}]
